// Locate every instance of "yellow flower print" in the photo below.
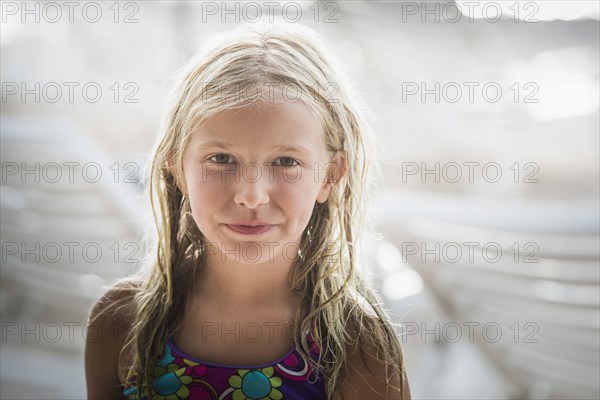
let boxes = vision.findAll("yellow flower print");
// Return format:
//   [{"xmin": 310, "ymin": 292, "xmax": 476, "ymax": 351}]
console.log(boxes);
[
  {"xmin": 152, "ymin": 368, "xmax": 193, "ymax": 400},
  {"xmin": 228, "ymin": 367, "xmax": 283, "ymax": 400}
]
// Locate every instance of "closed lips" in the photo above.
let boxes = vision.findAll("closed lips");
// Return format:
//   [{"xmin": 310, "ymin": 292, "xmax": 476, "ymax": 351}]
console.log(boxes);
[{"xmin": 226, "ymin": 224, "xmax": 274, "ymax": 235}]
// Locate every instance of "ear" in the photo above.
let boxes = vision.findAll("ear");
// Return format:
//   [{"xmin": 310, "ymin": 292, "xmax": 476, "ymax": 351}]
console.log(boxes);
[
  {"xmin": 316, "ymin": 150, "xmax": 347, "ymax": 204},
  {"xmin": 166, "ymin": 157, "xmax": 188, "ymax": 195}
]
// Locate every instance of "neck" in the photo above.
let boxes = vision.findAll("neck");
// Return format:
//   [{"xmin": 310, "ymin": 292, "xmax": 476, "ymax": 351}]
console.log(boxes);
[{"xmin": 194, "ymin": 250, "xmax": 301, "ymax": 307}]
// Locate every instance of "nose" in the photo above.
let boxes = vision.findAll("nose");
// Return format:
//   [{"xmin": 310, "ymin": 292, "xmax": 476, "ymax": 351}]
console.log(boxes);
[{"xmin": 233, "ymin": 164, "xmax": 270, "ymax": 209}]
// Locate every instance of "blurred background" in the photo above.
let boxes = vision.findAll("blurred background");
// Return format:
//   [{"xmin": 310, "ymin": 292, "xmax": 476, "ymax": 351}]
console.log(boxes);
[{"xmin": 1, "ymin": 1, "xmax": 598, "ymax": 399}]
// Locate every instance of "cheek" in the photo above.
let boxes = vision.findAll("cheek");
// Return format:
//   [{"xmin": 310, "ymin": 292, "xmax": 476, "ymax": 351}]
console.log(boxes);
[
  {"xmin": 184, "ymin": 167, "xmax": 230, "ymax": 217},
  {"xmin": 186, "ymin": 164, "xmax": 230, "ymax": 193},
  {"xmin": 275, "ymin": 170, "xmax": 322, "ymax": 216}
]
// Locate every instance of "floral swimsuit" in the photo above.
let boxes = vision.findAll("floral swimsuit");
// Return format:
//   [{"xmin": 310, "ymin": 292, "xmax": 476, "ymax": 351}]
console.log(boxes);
[{"xmin": 123, "ymin": 334, "xmax": 327, "ymax": 399}]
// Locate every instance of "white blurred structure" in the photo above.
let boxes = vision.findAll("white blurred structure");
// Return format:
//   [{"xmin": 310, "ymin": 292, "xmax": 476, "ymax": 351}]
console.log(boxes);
[
  {"xmin": 371, "ymin": 189, "xmax": 599, "ymax": 399},
  {"xmin": 1, "ymin": 115, "xmax": 143, "ymax": 398}
]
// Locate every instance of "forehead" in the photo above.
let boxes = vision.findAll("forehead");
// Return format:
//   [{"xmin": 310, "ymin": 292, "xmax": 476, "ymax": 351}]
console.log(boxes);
[{"xmin": 189, "ymin": 100, "xmax": 327, "ymax": 153}]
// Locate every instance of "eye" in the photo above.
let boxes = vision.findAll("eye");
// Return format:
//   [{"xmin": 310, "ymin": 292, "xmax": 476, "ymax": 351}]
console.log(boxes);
[
  {"xmin": 273, "ymin": 157, "xmax": 299, "ymax": 167},
  {"xmin": 209, "ymin": 153, "xmax": 234, "ymax": 164}
]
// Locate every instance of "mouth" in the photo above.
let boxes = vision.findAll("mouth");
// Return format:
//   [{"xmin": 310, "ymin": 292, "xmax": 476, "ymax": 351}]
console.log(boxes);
[{"xmin": 226, "ymin": 224, "xmax": 275, "ymax": 235}]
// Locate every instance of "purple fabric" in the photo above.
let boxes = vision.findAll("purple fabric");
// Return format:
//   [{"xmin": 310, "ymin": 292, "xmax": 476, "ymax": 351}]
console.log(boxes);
[{"xmin": 123, "ymin": 334, "xmax": 327, "ymax": 399}]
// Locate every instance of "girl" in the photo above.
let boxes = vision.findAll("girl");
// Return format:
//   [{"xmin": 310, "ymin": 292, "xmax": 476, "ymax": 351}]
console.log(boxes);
[{"xmin": 85, "ymin": 21, "xmax": 411, "ymax": 400}]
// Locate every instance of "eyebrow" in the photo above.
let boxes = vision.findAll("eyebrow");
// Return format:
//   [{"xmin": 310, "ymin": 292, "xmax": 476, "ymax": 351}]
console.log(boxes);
[{"xmin": 196, "ymin": 140, "xmax": 312, "ymax": 154}]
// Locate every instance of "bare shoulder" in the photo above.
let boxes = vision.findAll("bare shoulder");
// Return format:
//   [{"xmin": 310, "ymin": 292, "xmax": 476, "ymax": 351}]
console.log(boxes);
[
  {"xmin": 87, "ymin": 278, "xmax": 140, "ymax": 337},
  {"xmin": 90, "ymin": 278, "xmax": 140, "ymax": 312},
  {"xmin": 85, "ymin": 278, "xmax": 141, "ymax": 399},
  {"xmin": 337, "ymin": 326, "xmax": 411, "ymax": 400}
]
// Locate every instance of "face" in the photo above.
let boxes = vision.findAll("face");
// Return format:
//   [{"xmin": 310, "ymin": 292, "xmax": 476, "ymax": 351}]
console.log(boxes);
[{"xmin": 180, "ymin": 100, "xmax": 343, "ymax": 265}]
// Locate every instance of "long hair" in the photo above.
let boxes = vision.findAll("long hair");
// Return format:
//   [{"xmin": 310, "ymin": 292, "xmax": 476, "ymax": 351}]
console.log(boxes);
[{"xmin": 119, "ymin": 21, "xmax": 405, "ymax": 399}]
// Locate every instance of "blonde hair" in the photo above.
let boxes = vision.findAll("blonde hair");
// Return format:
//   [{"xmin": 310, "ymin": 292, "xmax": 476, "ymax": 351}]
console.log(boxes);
[{"xmin": 117, "ymin": 21, "xmax": 405, "ymax": 399}]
